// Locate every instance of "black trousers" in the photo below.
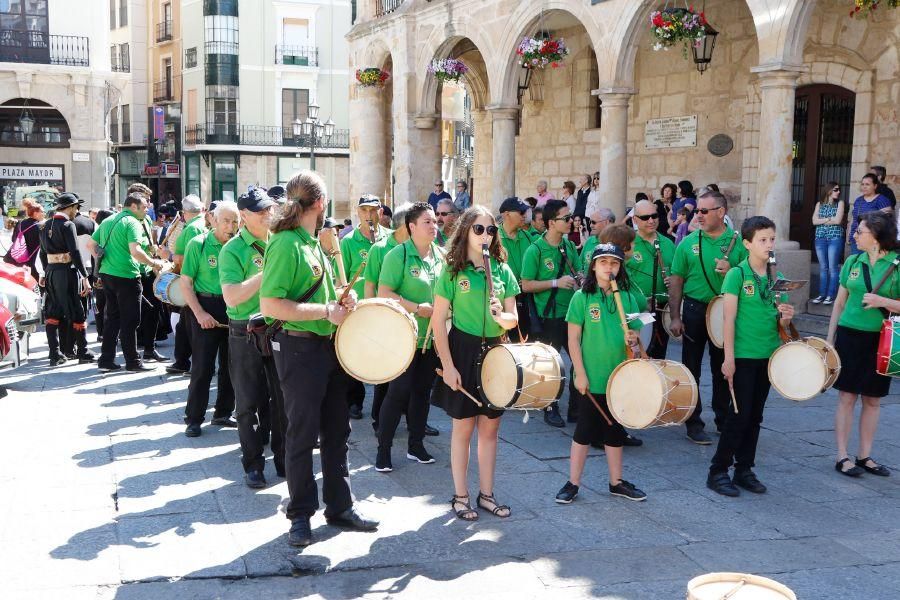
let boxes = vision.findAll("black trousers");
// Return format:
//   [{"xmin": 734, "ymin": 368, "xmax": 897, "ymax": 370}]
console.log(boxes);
[
  {"xmin": 710, "ymin": 358, "xmax": 770, "ymax": 475},
  {"xmin": 99, "ymin": 274, "xmax": 142, "ymax": 365},
  {"xmin": 93, "ymin": 276, "xmax": 106, "ymax": 338},
  {"xmin": 183, "ymin": 295, "xmax": 234, "ymax": 425},
  {"xmin": 44, "ymin": 266, "xmax": 86, "ymax": 323},
  {"xmin": 347, "ymin": 377, "xmax": 366, "ymax": 409},
  {"xmin": 646, "ymin": 308, "xmax": 670, "ymax": 360},
  {"xmin": 139, "ymin": 273, "xmax": 162, "ymax": 352},
  {"xmin": 508, "ymin": 293, "xmax": 532, "ymax": 343},
  {"xmin": 371, "ymin": 383, "xmax": 389, "ymax": 426},
  {"xmin": 273, "ymin": 333, "xmax": 353, "ymax": 520},
  {"xmin": 172, "ymin": 307, "xmax": 193, "ymax": 368},
  {"xmin": 378, "ymin": 348, "xmax": 438, "ymax": 450},
  {"xmin": 229, "ymin": 323, "xmax": 285, "ymax": 474},
  {"xmin": 681, "ymin": 297, "xmax": 728, "ymax": 431},
  {"xmin": 538, "ymin": 317, "xmax": 582, "ymax": 419}
]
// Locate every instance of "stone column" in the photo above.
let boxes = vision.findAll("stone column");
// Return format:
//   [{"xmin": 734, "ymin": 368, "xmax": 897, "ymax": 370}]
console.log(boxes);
[
  {"xmin": 410, "ymin": 114, "xmax": 442, "ymax": 205},
  {"xmin": 471, "ymin": 108, "xmax": 491, "ymax": 207},
  {"xmin": 597, "ymin": 92, "xmax": 631, "ymax": 220},
  {"xmin": 488, "ymin": 106, "xmax": 518, "ymax": 212},
  {"xmin": 349, "ymin": 85, "xmax": 389, "ymax": 202},
  {"xmin": 753, "ymin": 67, "xmax": 801, "ymax": 249}
]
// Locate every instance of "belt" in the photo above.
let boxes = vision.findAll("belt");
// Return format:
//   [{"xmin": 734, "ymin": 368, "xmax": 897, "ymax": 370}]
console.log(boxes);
[
  {"xmin": 228, "ymin": 319, "xmax": 249, "ymax": 335},
  {"xmin": 280, "ymin": 329, "xmax": 331, "ymax": 340},
  {"xmin": 197, "ymin": 292, "xmax": 223, "ymax": 299},
  {"xmin": 684, "ymin": 296, "xmax": 709, "ymax": 306},
  {"xmin": 47, "ymin": 253, "xmax": 71, "ymax": 264}
]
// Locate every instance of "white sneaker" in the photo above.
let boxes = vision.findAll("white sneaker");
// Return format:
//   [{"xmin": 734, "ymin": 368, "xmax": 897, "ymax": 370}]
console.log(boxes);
[
  {"xmin": 811, "ymin": 296, "xmax": 824, "ymax": 304},
  {"xmin": 823, "ymin": 297, "xmax": 834, "ymax": 305}
]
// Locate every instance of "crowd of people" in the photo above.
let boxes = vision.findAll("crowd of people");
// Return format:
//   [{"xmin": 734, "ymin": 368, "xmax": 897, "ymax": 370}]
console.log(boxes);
[{"xmin": 3, "ymin": 164, "xmax": 896, "ymax": 548}]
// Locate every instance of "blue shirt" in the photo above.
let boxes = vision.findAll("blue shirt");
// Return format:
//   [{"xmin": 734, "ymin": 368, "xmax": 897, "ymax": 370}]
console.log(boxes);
[
  {"xmin": 427, "ymin": 190, "xmax": 451, "ymax": 210},
  {"xmin": 849, "ymin": 194, "xmax": 891, "ymax": 241},
  {"xmin": 454, "ymin": 191, "xmax": 471, "ymax": 212},
  {"xmin": 672, "ymin": 197, "xmax": 696, "ymax": 219}
]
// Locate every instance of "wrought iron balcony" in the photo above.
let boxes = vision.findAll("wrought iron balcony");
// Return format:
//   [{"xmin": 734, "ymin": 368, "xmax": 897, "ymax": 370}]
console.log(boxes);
[
  {"xmin": 375, "ymin": 0, "xmax": 405, "ymax": 17},
  {"xmin": 185, "ymin": 124, "xmax": 350, "ymax": 149},
  {"xmin": 0, "ymin": 30, "xmax": 90, "ymax": 67},
  {"xmin": 275, "ymin": 45, "xmax": 318, "ymax": 67},
  {"xmin": 155, "ymin": 20, "xmax": 173, "ymax": 43},
  {"xmin": 152, "ymin": 76, "xmax": 181, "ymax": 102},
  {"xmin": 111, "ymin": 54, "xmax": 130, "ymax": 72}
]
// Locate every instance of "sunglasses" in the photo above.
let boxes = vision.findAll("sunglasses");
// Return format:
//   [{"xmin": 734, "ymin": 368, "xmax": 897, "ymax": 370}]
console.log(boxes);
[
  {"xmin": 832, "ymin": 188, "xmax": 840, "ymax": 192},
  {"xmin": 635, "ymin": 214, "xmax": 659, "ymax": 221},
  {"xmin": 552, "ymin": 215, "xmax": 573, "ymax": 222},
  {"xmin": 436, "ymin": 211, "xmax": 451, "ymax": 217},
  {"xmin": 697, "ymin": 207, "xmax": 723, "ymax": 215},
  {"xmin": 472, "ymin": 224, "xmax": 498, "ymax": 236}
]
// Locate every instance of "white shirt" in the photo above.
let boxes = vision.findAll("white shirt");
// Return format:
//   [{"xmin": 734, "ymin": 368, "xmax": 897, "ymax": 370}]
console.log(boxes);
[
  {"xmin": 585, "ymin": 189, "xmax": 601, "ymax": 220},
  {"xmin": 561, "ymin": 194, "xmax": 576, "ymax": 214}
]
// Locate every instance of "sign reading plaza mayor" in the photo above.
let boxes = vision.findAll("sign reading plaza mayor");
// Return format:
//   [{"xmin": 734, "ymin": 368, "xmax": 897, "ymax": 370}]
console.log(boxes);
[
  {"xmin": 0, "ymin": 165, "xmax": 64, "ymax": 180},
  {"xmin": 644, "ymin": 115, "xmax": 698, "ymax": 149}
]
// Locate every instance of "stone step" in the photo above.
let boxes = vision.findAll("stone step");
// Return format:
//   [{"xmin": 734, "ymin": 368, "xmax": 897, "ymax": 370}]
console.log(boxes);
[
  {"xmin": 793, "ymin": 312, "xmax": 830, "ymax": 338},
  {"xmin": 806, "ymin": 300, "xmax": 835, "ymax": 317}
]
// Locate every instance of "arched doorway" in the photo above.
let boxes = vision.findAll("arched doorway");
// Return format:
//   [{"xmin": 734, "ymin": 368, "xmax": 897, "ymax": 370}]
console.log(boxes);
[{"xmin": 790, "ymin": 84, "xmax": 855, "ymax": 250}]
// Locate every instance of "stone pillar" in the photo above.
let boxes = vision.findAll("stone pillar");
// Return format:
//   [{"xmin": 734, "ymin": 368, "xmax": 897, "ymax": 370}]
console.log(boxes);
[
  {"xmin": 471, "ymin": 108, "xmax": 492, "ymax": 207},
  {"xmin": 488, "ymin": 106, "xmax": 518, "ymax": 212},
  {"xmin": 410, "ymin": 114, "xmax": 442, "ymax": 205},
  {"xmin": 597, "ymin": 92, "xmax": 631, "ymax": 220},
  {"xmin": 753, "ymin": 68, "xmax": 801, "ymax": 249},
  {"xmin": 349, "ymin": 85, "xmax": 388, "ymax": 202}
]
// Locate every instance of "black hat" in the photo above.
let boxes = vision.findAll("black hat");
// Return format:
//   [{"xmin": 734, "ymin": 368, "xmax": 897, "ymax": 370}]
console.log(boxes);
[
  {"xmin": 498, "ymin": 197, "xmax": 529, "ymax": 214},
  {"xmin": 323, "ymin": 217, "xmax": 340, "ymax": 229},
  {"xmin": 54, "ymin": 192, "xmax": 82, "ymax": 210},
  {"xmin": 381, "ymin": 203, "xmax": 392, "ymax": 217},
  {"xmin": 238, "ymin": 188, "xmax": 276, "ymax": 212},
  {"xmin": 158, "ymin": 203, "xmax": 177, "ymax": 217},
  {"xmin": 590, "ymin": 243, "xmax": 626, "ymax": 263},
  {"xmin": 358, "ymin": 195, "xmax": 381, "ymax": 208},
  {"xmin": 267, "ymin": 185, "xmax": 286, "ymax": 201}
]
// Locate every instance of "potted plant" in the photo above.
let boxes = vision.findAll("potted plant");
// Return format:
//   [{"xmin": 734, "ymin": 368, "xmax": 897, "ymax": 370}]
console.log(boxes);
[
  {"xmin": 649, "ymin": 6, "xmax": 710, "ymax": 57},
  {"xmin": 356, "ymin": 67, "xmax": 391, "ymax": 87},
  {"xmin": 849, "ymin": 0, "xmax": 899, "ymax": 18},
  {"xmin": 427, "ymin": 58, "xmax": 468, "ymax": 84},
  {"xmin": 516, "ymin": 36, "xmax": 570, "ymax": 69}
]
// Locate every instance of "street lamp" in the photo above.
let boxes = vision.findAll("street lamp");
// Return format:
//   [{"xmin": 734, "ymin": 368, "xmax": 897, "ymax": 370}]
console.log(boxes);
[{"xmin": 292, "ymin": 100, "xmax": 335, "ymax": 171}]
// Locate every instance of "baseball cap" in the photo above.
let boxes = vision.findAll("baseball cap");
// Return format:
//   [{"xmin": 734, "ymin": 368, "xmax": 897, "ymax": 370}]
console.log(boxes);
[
  {"xmin": 267, "ymin": 185, "xmax": 286, "ymax": 202},
  {"xmin": 498, "ymin": 197, "xmax": 529, "ymax": 214},
  {"xmin": 238, "ymin": 188, "xmax": 276, "ymax": 212},
  {"xmin": 590, "ymin": 243, "xmax": 626, "ymax": 263},
  {"xmin": 358, "ymin": 195, "xmax": 381, "ymax": 208}
]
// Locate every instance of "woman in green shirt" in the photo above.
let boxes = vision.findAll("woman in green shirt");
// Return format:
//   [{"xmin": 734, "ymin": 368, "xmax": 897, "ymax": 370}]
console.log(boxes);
[
  {"xmin": 375, "ymin": 203, "xmax": 444, "ymax": 472},
  {"xmin": 431, "ymin": 206, "xmax": 520, "ymax": 521},
  {"xmin": 827, "ymin": 212, "xmax": 900, "ymax": 478}
]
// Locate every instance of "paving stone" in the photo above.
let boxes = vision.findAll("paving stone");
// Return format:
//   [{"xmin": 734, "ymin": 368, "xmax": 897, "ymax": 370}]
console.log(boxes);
[
  {"xmin": 531, "ymin": 546, "xmax": 702, "ymax": 588},
  {"xmin": 679, "ymin": 536, "xmax": 867, "ymax": 573}
]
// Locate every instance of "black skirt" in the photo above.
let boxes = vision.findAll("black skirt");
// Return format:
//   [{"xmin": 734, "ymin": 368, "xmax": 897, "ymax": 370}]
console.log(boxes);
[
  {"xmin": 431, "ymin": 328, "xmax": 504, "ymax": 420},
  {"xmin": 833, "ymin": 325, "xmax": 892, "ymax": 398}
]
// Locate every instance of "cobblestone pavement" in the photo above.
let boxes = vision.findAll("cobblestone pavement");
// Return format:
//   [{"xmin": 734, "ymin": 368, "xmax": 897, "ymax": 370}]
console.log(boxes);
[{"xmin": 1, "ymin": 328, "xmax": 899, "ymax": 599}]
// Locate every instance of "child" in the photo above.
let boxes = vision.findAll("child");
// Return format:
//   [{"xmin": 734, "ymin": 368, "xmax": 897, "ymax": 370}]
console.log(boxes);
[
  {"xmin": 555, "ymin": 243, "xmax": 648, "ymax": 504},
  {"xmin": 674, "ymin": 207, "xmax": 691, "ymax": 245},
  {"xmin": 707, "ymin": 216, "xmax": 794, "ymax": 497}
]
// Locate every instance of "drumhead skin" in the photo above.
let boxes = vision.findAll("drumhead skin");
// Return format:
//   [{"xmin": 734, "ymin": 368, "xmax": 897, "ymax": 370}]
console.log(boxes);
[
  {"xmin": 335, "ymin": 299, "xmax": 418, "ymax": 384},
  {"xmin": 706, "ymin": 296, "xmax": 725, "ymax": 349},
  {"xmin": 606, "ymin": 360, "xmax": 667, "ymax": 429},
  {"xmin": 769, "ymin": 338, "xmax": 840, "ymax": 401},
  {"xmin": 478, "ymin": 343, "xmax": 565, "ymax": 410},
  {"xmin": 154, "ymin": 272, "xmax": 186, "ymax": 307},
  {"xmin": 687, "ymin": 572, "xmax": 796, "ymax": 600}
]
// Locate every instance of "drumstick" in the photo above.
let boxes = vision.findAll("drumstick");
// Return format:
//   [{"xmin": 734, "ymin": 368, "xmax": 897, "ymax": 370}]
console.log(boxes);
[
  {"xmin": 325, "ymin": 228, "xmax": 348, "ymax": 287},
  {"xmin": 585, "ymin": 392, "xmax": 613, "ymax": 426},
  {"xmin": 435, "ymin": 368, "xmax": 483, "ymax": 407},
  {"xmin": 728, "ymin": 380, "xmax": 739, "ymax": 414},
  {"xmin": 421, "ymin": 320, "xmax": 433, "ymax": 355},
  {"xmin": 339, "ymin": 260, "xmax": 366, "ymax": 304},
  {"xmin": 610, "ymin": 280, "xmax": 642, "ymax": 360}
]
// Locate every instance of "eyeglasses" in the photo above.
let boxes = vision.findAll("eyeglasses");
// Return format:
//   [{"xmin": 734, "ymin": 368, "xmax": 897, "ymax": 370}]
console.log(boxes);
[
  {"xmin": 635, "ymin": 214, "xmax": 659, "ymax": 221},
  {"xmin": 832, "ymin": 188, "xmax": 841, "ymax": 192},
  {"xmin": 552, "ymin": 215, "xmax": 573, "ymax": 223},
  {"xmin": 854, "ymin": 228, "xmax": 871, "ymax": 236},
  {"xmin": 472, "ymin": 224, "xmax": 498, "ymax": 236},
  {"xmin": 436, "ymin": 211, "xmax": 451, "ymax": 217},
  {"xmin": 435, "ymin": 183, "xmax": 443, "ymax": 187},
  {"xmin": 697, "ymin": 207, "xmax": 723, "ymax": 215}
]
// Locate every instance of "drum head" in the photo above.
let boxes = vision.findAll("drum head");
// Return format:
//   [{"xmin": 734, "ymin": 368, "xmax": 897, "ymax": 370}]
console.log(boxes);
[
  {"xmin": 606, "ymin": 360, "xmax": 666, "ymax": 429},
  {"xmin": 769, "ymin": 342, "xmax": 827, "ymax": 401},
  {"xmin": 706, "ymin": 296, "xmax": 725, "ymax": 349},
  {"xmin": 479, "ymin": 346, "xmax": 519, "ymax": 409},
  {"xmin": 687, "ymin": 572, "xmax": 796, "ymax": 600},
  {"xmin": 335, "ymin": 299, "xmax": 418, "ymax": 384}
]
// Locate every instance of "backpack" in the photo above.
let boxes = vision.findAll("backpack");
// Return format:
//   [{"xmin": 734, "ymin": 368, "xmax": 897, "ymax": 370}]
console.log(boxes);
[{"xmin": 8, "ymin": 221, "xmax": 38, "ymax": 264}]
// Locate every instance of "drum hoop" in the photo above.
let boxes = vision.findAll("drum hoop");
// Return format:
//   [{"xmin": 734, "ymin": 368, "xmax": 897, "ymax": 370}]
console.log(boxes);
[{"xmin": 476, "ymin": 344, "xmax": 523, "ymax": 409}]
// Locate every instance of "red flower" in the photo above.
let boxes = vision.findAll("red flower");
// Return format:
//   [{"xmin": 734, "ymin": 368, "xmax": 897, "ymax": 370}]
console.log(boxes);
[{"xmin": 652, "ymin": 14, "xmax": 664, "ymax": 26}]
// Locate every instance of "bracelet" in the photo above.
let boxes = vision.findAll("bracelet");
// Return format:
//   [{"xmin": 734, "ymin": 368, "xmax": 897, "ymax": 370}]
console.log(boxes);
[{"xmin": 552, "ymin": 278, "xmax": 558, "ymax": 289}]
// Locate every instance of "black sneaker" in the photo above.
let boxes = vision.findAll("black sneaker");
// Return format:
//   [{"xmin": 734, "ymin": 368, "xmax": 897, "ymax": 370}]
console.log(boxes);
[
  {"xmin": 125, "ymin": 362, "xmax": 154, "ymax": 372},
  {"xmin": 143, "ymin": 349, "xmax": 169, "ymax": 362},
  {"xmin": 348, "ymin": 405, "xmax": 363, "ymax": 420},
  {"xmin": 211, "ymin": 416, "xmax": 238, "ymax": 428},
  {"xmin": 244, "ymin": 469, "xmax": 266, "ymax": 489},
  {"xmin": 733, "ymin": 470, "xmax": 767, "ymax": 494},
  {"xmin": 544, "ymin": 405, "xmax": 565, "ymax": 428},
  {"xmin": 76, "ymin": 352, "xmax": 95, "ymax": 364},
  {"xmin": 555, "ymin": 481, "xmax": 579, "ymax": 504},
  {"xmin": 623, "ymin": 434, "xmax": 643, "ymax": 447},
  {"xmin": 707, "ymin": 472, "xmax": 740, "ymax": 497},
  {"xmin": 375, "ymin": 447, "xmax": 393, "ymax": 472},
  {"xmin": 185, "ymin": 423, "xmax": 202, "ymax": 437},
  {"xmin": 424, "ymin": 423, "xmax": 440, "ymax": 436},
  {"xmin": 288, "ymin": 517, "xmax": 312, "ymax": 547},
  {"xmin": 165, "ymin": 363, "xmax": 190, "ymax": 374},
  {"xmin": 609, "ymin": 479, "xmax": 647, "ymax": 502},
  {"xmin": 49, "ymin": 355, "xmax": 67, "ymax": 366},
  {"xmin": 687, "ymin": 428, "xmax": 712, "ymax": 445},
  {"xmin": 407, "ymin": 445, "xmax": 435, "ymax": 464},
  {"xmin": 98, "ymin": 362, "xmax": 122, "ymax": 372}
]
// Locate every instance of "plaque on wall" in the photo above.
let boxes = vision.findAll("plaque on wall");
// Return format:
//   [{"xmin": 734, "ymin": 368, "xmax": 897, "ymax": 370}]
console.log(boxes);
[
  {"xmin": 644, "ymin": 115, "xmax": 698, "ymax": 149},
  {"xmin": 707, "ymin": 134, "xmax": 734, "ymax": 157}
]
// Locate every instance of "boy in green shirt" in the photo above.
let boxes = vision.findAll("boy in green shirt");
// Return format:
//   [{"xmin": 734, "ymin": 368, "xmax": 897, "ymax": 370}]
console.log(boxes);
[
  {"xmin": 707, "ymin": 216, "xmax": 794, "ymax": 497},
  {"xmin": 498, "ymin": 197, "xmax": 534, "ymax": 342}
]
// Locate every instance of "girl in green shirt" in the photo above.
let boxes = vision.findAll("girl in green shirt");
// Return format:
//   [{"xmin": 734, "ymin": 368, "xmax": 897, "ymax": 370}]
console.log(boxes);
[{"xmin": 431, "ymin": 206, "xmax": 520, "ymax": 521}]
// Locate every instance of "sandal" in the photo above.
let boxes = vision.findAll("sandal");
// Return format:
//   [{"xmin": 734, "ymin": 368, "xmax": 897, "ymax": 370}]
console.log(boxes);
[
  {"xmin": 477, "ymin": 491, "xmax": 511, "ymax": 518},
  {"xmin": 856, "ymin": 457, "xmax": 891, "ymax": 477},
  {"xmin": 835, "ymin": 457, "xmax": 863, "ymax": 477},
  {"xmin": 450, "ymin": 494, "xmax": 479, "ymax": 521}
]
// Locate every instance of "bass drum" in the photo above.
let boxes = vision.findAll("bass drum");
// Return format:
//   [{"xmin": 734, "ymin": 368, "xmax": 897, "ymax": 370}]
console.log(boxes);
[
  {"xmin": 477, "ymin": 342, "xmax": 565, "ymax": 411},
  {"xmin": 768, "ymin": 336, "xmax": 840, "ymax": 401},
  {"xmin": 876, "ymin": 318, "xmax": 900, "ymax": 377},
  {"xmin": 687, "ymin": 573, "xmax": 796, "ymax": 600},
  {"xmin": 706, "ymin": 295, "xmax": 726, "ymax": 348},
  {"xmin": 153, "ymin": 271, "xmax": 186, "ymax": 307},
  {"xmin": 335, "ymin": 298, "xmax": 418, "ymax": 384},
  {"xmin": 606, "ymin": 359, "xmax": 698, "ymax": 429}
]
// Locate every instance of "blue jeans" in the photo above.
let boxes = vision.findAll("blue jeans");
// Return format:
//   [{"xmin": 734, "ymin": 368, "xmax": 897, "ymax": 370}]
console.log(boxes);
[{"xmin": 815, "ymin": 237, "xmax": 843, "ymax": 298}]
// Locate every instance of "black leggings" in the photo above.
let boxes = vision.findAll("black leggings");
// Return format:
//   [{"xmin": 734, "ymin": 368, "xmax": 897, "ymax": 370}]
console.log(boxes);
[{"xmin": 573, "ymin": 393, "xmax": 626, "ymax": 447}]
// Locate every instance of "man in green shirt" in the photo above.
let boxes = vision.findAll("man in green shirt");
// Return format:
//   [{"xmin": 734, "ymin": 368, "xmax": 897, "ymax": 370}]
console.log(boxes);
[
  {"xmin": 220, "ymin": 189, "xmax": 283, "ymax": 488},
  {"xmin": 165, "ymin": 195, "xmax": 207, "ymax": 374},
  {"xmin": 628, "ymin": 200, "xmax": 675, "ymax": 360},
  {"xmin": 435, "ymin": 198, "xmax": 459, "ymax": 247},
  {"xmin": 668, "ymin": 190, "xmax": 749, "ymax": 444},
  {"xmin": 259, "ymin": 170, "xmax": 378, "ymax": 548},
  {"xmin": 522, "ymin": 199, "xmax": 581, "ymax": 428},
  {"xmin": 89, "ymin": 192, "xmax": 166, "ymax": 372},
  {"xmin": 498, "ymin": 197, "xmax": 534, "ymax": 341},
  {"xmin": 340, "ymin": 194, "xmax": 391, "ymax": 420},
  {"xmin": 580, "ymin": 208, "xmax": 615, "ymax": 272},
  {"xmin": 180, "ymin": 201, "xmax": 239, "ymax": 437}
]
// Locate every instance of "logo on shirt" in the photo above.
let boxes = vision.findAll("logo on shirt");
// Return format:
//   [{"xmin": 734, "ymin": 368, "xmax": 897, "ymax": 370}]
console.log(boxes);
[
  {"xmin": 849, "ymin": 268, "xmax": 860, "ymax": 281},
  {"xmin": 409, "ymin": 266, "xmax": 421, "ymax": 278},
  {"xmin": 252, "ymin": 256, "xmax": 264, "ymax": 269},
  {"xmin": 544, "ymin": 258, "xmax": 555, "ymax": 272},
  {"xmin": 588, "ymin": 304, "xmax": 601, "ymax": 322},
  {"xmin": 359, "ymin": 249, "xmax": 369, "ymax": 261},
  {"xmin": 458, "ymin": 278, "xmax": 471, "ymax": 293},
  {"xmin": 207, "ymin": 255, "xmax": 217, "ymax": 268},
  {"xmin": 632, "ymin": 252, "xmax": 643, "ymax": 263},
  {"xmin": 691, "ymin": 244, "xmax": 700, "ymax": 256},
  {"xmin": 311, "ymin": 263, "xmax": 323, "ymax": 277},
  {"xmin": 743, "ymin": 282, "xmax": 755, "ymax": 296}
]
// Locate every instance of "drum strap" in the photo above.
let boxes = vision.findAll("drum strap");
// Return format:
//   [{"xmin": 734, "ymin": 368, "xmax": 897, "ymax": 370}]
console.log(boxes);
[
  {"xmin": 860, "ymin": 255, "xmax": 900, "ymax": 318},
  {"xmin": 542, "ymin": 248, "xmax": 569, "ymax": 319},
  {"xmin": 697, "ymin": 230, "xmax": 738, "ymax": 298}
]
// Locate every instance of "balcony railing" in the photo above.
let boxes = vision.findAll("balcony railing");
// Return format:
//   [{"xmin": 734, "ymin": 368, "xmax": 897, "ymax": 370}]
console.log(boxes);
[
  {"xmin": 375, "ymin": 0, "xmax": 405, "ymax": 17},
  {"xmin": 185, "ymin": 124, "xmax": 350, "ymax": 149},
  {"xmin": 111, "ymin": 55, "xmax": 130, "ymax": 72},
  {"xmin": 0, "ymin": 30, "xmax": 90, "ymax": 66},
  {"xmin": 205, "ymin": 40, "xmax": 238, "ymax": 55},
  {"xmin": 155, "ymin": 20, "xmax": 173, "ymax": 43},
  {"xmin": 275, "ymin": 45, "xmax": 318, "ymax": 66},
  {"xmin": 152, "ymin": 76, "xmax": 181, "ymax": 102}
]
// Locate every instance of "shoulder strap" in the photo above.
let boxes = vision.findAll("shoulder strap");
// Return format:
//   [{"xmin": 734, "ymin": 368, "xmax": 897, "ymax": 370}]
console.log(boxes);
[
  {"xmin": 542, "ymin": 244, "xmax": 568, "ymax": 319},
  {"xmin": 860, "ymin": 255, "xmax": 899, "ymax": 317},
  {"xmin": 697, "ymin": 233, "xmax": 720, "ymax": 297},
  {"xmin": 250, "ymin": 240, "xmax": 265, "ymax": 257}
]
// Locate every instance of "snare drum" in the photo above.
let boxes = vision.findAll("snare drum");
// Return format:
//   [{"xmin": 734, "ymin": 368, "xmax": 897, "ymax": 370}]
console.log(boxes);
[
  {"xmin": 606, "ymin": 359, "xmax": 698, "ymax": 429},
  {"xmin": 477, "ymin": 342, "xmax": 565, "ymax": 410},
  {"xmin": 153, "ymin": 271, "xmax": 186, "ymax": 307},
  {"xmin": 687, "ymin": 572, "xmax": 796, "ymax": 600},
  {"xmin": 335, "ymin": 298, "xmax": 418, "ymax": 384},
  {"xmin": 769, "ymin": 336, "xmax": 841, "ymax": 401},
  {"xmin": 706, "ymin": 295, "xmax": 726, "ymax": 348},
  {"xmin": 876, "ymin": 319, "xmax": 900, "ymax": 377}
]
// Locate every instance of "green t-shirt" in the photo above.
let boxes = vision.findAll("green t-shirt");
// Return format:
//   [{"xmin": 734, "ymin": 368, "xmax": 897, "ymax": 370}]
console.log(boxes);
[
  {"xmin": 219, "ymin": 228, "xmax": 267, "ymax": 320},
  {"xmin": 499, "ymin": 226, "xmax": 534, "ymax": 280},
  {"xmin": 627, "ymin": 233, "xmax": 676, "ymax": 308},
  {"xmin": 137, "ymin": 215, "xmax": 157, "ymax": 276},
  {"xmin": 181, "ymin": 231, "xmax": 226, "ymax": 296},
  {"xmin": 721, "ymin": 260, "xmax": 787, "ymax": 359},
  {"xmin": 340, "ymin": 225, "xmax": 391, "ymax": 298},
  {"xmin": 565, "ymin": 287, "xmax": 644, "ymax": 394},
  {"xmin": 838, "ymin": 252, "xmax": 900, "ymax": 332},
  {"xmin": 260, "ymin": 226, "xmax": 337, "ymax": 335},
  {"xmin": 92, "ymin": 209, "xmax": 143, "ymax": 279},
  {"xmin": 434, "ymin": 259, "xmax": 520, "ymax": 338},
  {"xmin": 521, "ymin": 235, "xmax": 580, "ymax": 319},
  {"xmin": 363, "ymin": 233, "xmax": 400, "ymax": 296},
  {"xmin": 580, "ymin": 235, "xmax": 599, "ymax": 272},
  {"xmin": 174, "ymin": 215, "xmax": 207, "ymax": 256},
  {"xmin": 379, "ymin": 239, "xmax": 445, "ymax": 348},
  {"xmin": 671, "ymin": 228, "xmax": 748, "ymax": 304}
]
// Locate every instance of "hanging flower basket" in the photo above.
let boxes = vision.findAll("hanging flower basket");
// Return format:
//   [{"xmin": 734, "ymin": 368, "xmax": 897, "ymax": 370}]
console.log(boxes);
[
  {"xmin": 356, "ymin": 67, "xmax": 390, "ymax": 87},
  {"xmin": 649, "ymin": 6, "xmax": 709, "ymax": 57},
  {"xmin": 427, "ymin": 58, "xmax": 468, "ymax": 84},
  {"xmin": 516, "ymin": 36, "xmax": 570, "ymax": 69},
  {"xmin": 849, "ymin": 0, "xmax": 899, "ymax": 18}
]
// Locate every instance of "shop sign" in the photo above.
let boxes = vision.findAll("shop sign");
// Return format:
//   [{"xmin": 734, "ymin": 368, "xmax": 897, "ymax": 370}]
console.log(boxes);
[
  {"xmin": 644, "ymin": 115, "xmax": 698, "ymax": 149},
  {"xmin": 161, "ymin": 163, "xmax": 180, "ymax": 176},
  {"xmin": 0, "ymin": 165, "xmax": 64, "ymax": 180}
]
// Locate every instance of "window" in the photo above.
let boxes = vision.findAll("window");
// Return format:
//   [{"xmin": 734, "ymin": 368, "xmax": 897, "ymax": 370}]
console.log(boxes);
[
  {"xmin": 185, "ymin": 154, "xmax": 200, "ymax": 196},
  {"xmin": 1, "ymin": 0, "xmax": 49, "ymax": 34},
  {"xmin": 204, "ymin": 14, "xmax": 239, "ymax": 54},
  {"xmin": 163, "ymin": 1, "xmax": 171, "ymax": 23},
  {"xmin": 0, "ymin": 98, "xmax": 70, "ymax": 147},
  {"xmin": 109, "ymin": 0, "xmax": 116, "ymax": 29},
  {"xmin": 109, "ymin": 106, "xmax": 119, "ymax": 143},
  {"xmin": 121, "ymin": 105, "xmax": 130, "ymax": 143},
  {"xmin": 282, "ymin": 18, "xmax": 309, "ymax": 45},
  {"xmin": 212, "ymin": 155, "xmax": 237, "ymax": 202},
  {"xmin": 110, "ymin": 45, "xmax": 116, "ymax": 69},
  {"xmin": 185, "ymin": 47, "xmax": 197, "ymax": 68},
  {"xmin": 205, "ymin": 87, "xmax": 238, "ymax": 143},
  {"xmin": 119, "ymin": 0, "xmax": 127, "ymax": 27},
  {"xmin": 120, "ymin": 43, "xmax": 129, "ymax": 72},
  {"xmin": 281, "ymin": 88, "xmax": 309, "ymax": 134}
]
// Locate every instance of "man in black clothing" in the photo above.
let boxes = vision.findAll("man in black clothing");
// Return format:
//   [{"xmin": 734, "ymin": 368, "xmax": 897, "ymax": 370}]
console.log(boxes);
[
  {"xmin": 871, "ymin": 166, "xmax": 896, "ymax": 208},
  {"xmin": 574, "ymin": 174, "xmax": 591, "ymax": 219}
]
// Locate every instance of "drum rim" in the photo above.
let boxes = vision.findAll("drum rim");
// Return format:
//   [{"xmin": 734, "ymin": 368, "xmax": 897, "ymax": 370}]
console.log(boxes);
[
  {"xmin": 706, "ymin": 295, "xmax": 725, "ymax": 349},
  {"xmin": 476, "ymin": 342, "xmax": 567, "ymax": 409},
  {"xmin": 686, "ymin": 572, "xmax": 796, "ymax": 600},
  {"xmin": 334, "ymin": 299, "xmax": 417, "ymax": 384},
  {"xmin": 768, "ymin": 340, "xmax": 830, "ymax": 401}
]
